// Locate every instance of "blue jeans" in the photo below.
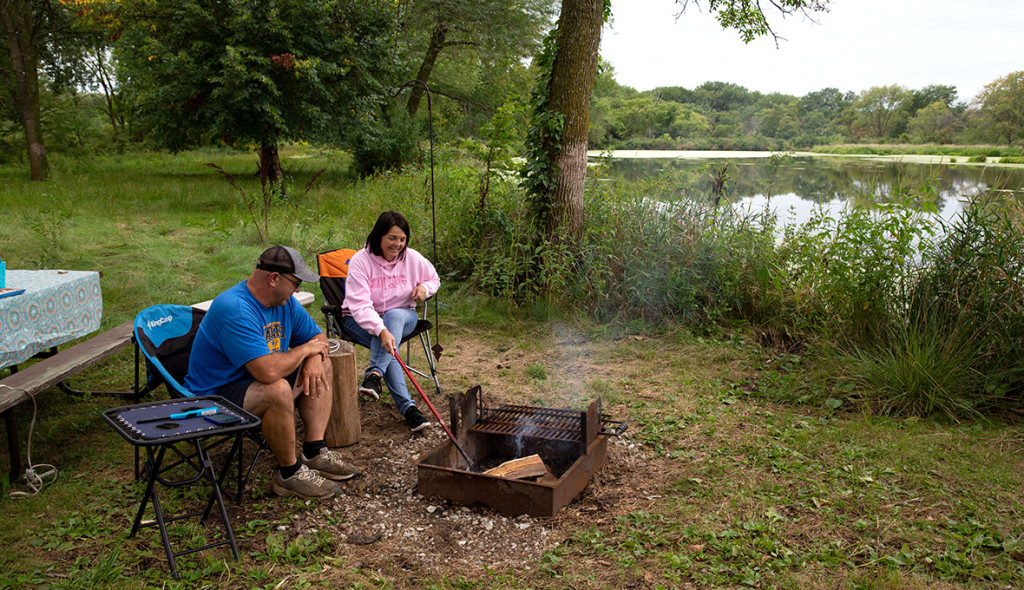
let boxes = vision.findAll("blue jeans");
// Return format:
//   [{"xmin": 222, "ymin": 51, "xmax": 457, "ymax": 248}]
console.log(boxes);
[{"xmin": 341, "ymin": 308, "xmax": 419, "ymax": 415}]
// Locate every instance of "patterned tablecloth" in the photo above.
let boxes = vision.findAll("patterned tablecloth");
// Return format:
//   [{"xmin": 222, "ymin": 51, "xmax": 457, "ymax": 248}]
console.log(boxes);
[{"xmin": 0, "ymin": 270, "xmax": 103, "ymax": 370}]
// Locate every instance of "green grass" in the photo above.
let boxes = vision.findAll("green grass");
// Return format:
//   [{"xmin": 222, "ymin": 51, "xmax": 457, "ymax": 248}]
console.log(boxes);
[{"xmin": 2, "ymin": 147, "xmax": 1024, "ymax": 588}]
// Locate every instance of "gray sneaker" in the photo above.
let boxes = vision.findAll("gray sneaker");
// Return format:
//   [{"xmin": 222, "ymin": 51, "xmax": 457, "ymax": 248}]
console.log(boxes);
[
  {"xmin": 303, "ymin": 447, "xmax": 361, "ymax": 481},
  {"xmin": 272, "ymin": 464, "xmax": 340, "ymax": 499}
]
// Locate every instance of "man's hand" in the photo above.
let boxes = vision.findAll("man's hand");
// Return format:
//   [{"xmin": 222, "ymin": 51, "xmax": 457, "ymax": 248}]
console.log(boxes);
[
  {"xmin": 298, "ymin": 351, "xmax": 330, "ymax": 397},
  {"xmin": 300, "ymin": 339, "xmax": 329, "ymax": 362}
]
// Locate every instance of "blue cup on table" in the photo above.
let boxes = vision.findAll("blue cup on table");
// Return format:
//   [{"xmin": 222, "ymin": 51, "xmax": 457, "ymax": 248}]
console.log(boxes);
[{"xmin": 0, "ymin": 259, "xmax": 5, "ymax": 289}]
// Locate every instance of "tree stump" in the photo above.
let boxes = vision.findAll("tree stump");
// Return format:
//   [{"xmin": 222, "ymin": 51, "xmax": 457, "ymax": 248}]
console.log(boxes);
[{"xmin": 325, "ymin": 339, "xmax": 360, "ymax": 447}]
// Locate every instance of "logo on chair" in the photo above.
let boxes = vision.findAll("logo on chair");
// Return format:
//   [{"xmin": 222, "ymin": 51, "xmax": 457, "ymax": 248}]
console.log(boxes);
[{"xmin": 147, "ymin": 316, "xmax": 173, "ymax": 329}]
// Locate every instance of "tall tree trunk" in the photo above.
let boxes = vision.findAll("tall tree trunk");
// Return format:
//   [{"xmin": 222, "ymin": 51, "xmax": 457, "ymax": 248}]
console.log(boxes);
[
  {"xmin": 257, "ymin": 140, "xmax": 283, "ymax": 189},
  {"xmin": 544, "ymin": 0, "xmax": 603, "ymax": 241},
  {"xmin": 406, "ymin": 23, "xmax": 447, "ymax": 117},
  {"xmin": 1, "ymin": 0, "xmax": 50, "ymax": 180},
  {"xmin": 90, "ymin": 47, "xmax": 123, "ymax": 139}
]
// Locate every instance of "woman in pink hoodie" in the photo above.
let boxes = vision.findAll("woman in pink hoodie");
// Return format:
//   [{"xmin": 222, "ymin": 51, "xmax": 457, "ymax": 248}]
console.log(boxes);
[{"xmin": 341, "ymin": 211, "xmax": 440, "ymax": 431}]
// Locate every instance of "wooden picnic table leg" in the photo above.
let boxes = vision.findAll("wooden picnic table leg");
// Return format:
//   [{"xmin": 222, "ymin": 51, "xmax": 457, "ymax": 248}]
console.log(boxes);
[
  {"xmin": 4, "ymin": 409, "xmax": 22, "ymax": 483},
  {"xmin": 4, "ymin": 363, "xmax": 24, "ymax": 483}
]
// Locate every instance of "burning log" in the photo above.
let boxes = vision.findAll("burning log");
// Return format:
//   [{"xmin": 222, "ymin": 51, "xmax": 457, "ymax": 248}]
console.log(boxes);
[{"xmin": 483, "ymin": 454, "xmax": 550, "ymax": 480}]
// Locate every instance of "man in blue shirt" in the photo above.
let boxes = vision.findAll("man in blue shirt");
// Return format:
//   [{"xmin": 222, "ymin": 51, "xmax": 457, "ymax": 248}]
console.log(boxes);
[{"xmin": 186, "ymin": 245, "xmax": 358, "ymax": 499}]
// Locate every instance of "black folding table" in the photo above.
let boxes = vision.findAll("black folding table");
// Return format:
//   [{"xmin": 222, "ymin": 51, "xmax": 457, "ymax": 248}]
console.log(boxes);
[{"xmin": 102, "ymin": 395, "xmax": 261, "ymax": 577}]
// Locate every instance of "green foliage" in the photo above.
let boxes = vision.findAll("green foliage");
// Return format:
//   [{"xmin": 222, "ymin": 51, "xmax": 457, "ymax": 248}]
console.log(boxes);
[
  {"xmin": 975, "ymin": 71, "xmax": 1024, "ymax": 144},
  {"xmin": 396, "ymin": 0, "xmax": 556, "ymax": 115},
  {"xmin": 117, "ymin": 0, "xmax": 397, "ymax": 151},
  {"xmin": 810, "ymin": 144, "xmax": 1020, "ymax": 158},
  {"xmin": 908, "ymin": 100, "xmax": 960, "ymax": 144},
  {"xmin": 203, "ymin": 161, "xmax": 324, "ymax": 244},
  {"xmin": 844, "ymin": 313, "xmax": 988, "ymax": 420},
  {"xmin": 968, "ymin": 155, "xmax": 987, "ymax": 163},
  {"xmin": 853, "ymin": 85, "xmax": 912, "ymax": 139},
  {"xmin": 461, "ymin": 98, "xmax": 526, "ymax": 208},
  {"xmin": 695, "ymin": 0, "xmax": 831, "ymax": 44},
  {"xmin": 350, "ymin": 103, "xmax": 418, "ymax": 177},
  {"xmin": 840, "ymin": 198, "xmax": 1024, "ymax": 418},
  {"xmin": 521, "ymin": 28, "xmax": 564, "ymax": 226},
  {"xmin": 781, "ymin": 199, "xmax": 934, "ymax": 343},
  {"xmin": 24, "ymin": 193, "xmax": 74, "ymax": 268}
]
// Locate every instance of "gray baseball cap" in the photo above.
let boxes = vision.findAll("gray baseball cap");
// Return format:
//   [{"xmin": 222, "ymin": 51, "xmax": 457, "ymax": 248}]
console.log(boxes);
[{"xmin": 256, "ymin": 245, "xmax": 319, "ymax": 283}]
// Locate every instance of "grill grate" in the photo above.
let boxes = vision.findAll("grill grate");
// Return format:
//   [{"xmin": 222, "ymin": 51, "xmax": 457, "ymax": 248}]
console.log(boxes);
[{"xmin": 469, "ymin": 404, "xmax": 582, "ymax": 442}]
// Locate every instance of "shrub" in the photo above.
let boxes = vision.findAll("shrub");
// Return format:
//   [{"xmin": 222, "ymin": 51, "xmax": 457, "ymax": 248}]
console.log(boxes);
[
  {"xmin": 968, "ymin": 155, "xmax": 987, "ymax": 163},
  {"xmin": 780, "ymin": 201, "xmax": 933, "ymax": 343},
  {"xmin": 845, "ymin": 197, "xmax": 1024, "ymax": 418},
  {"xmin": 350, "ymin": 106, "xmax": 418, "ymax": 177}
]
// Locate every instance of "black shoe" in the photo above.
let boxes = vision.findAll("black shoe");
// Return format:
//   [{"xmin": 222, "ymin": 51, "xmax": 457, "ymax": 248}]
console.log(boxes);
[
  {"xmin": 358, "ymin": 373, "xmax": 382, "ymax": 401},
  {"xmin": 404, "ymin": 406, "xmax": 430, "ymax": 432}
]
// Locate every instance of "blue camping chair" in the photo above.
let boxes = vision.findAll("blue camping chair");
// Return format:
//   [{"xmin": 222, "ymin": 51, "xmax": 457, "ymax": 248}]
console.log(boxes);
[{"xmin": 133, "ymin": 304, "xmax": 265, "ymax": 501}]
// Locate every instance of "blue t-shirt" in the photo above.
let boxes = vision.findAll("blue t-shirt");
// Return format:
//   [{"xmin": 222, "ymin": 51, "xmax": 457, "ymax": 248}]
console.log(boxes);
[{"xmin": 185, "ymin": 281, "xmax": 321, "ymax": 395}]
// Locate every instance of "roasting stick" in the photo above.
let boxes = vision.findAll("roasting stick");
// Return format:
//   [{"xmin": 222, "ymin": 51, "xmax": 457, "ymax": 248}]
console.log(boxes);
[{"xmin": 394, "ymin": 351, "xmax": 475, "ymax": 468}]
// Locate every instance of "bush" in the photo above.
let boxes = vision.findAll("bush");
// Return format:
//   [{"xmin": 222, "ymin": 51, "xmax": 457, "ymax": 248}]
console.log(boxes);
[
  {"xmin": 968, "ymin": 155, "xmax": 987, "ymax": 163},
  {"xmin": 845, "ymin": 197, "xmax": 1024, "ymax": 418},
  {"xmin": 350, "ymin": 106, "xmax": 418, "ymax": 177}
]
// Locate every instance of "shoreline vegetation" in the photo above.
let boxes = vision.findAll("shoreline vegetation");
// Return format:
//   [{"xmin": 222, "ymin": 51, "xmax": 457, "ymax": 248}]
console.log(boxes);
[
  {"xmin": 589, "ymin": 146, "xmax": 1024, "ymax": 166},
  {"xmin": 1, "ymin": 145, "xmax": 1023, "ymax": 588}
]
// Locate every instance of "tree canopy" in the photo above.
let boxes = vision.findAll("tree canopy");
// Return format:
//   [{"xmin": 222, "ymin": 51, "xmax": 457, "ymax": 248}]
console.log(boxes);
[
  {"xmin": 117, "ymin": 0, "xmax": 397, "ymax": 183},
  {"xmin": 398, "ymin": 0, "xmax": 555, "ymax": 117},
  {"xmin": 975, "ymin": 71, "xmax": 1024, "ymax": 144}
]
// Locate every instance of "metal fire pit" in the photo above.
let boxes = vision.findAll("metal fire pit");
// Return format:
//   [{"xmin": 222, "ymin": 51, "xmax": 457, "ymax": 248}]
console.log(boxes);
[{"xmin": 416, "ymin": 387, "xmax": 626, "ymax": 517}]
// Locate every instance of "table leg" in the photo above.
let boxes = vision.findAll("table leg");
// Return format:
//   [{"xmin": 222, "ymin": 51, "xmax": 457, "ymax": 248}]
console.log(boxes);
[
  {"xmin": 3, "ymin": 364, "xmax": 22, "ymax": 484},
  {"xmin": 130, "ymin": 445, "xmax": 166, "ymax": 537},
  {"xmin": 204, "ymin": 434, "xmax": 243, "ymax": 517},
  {"xmin": 130, "ymin": 446, "xmax": 180, "ymax": 576},
  {"xmin": 194, "ymin": 439, "xmax": 240, "ymax": 560},
  {"xmin": 4, "ymin": 409, "xmax": 22, "ymax": 483}
]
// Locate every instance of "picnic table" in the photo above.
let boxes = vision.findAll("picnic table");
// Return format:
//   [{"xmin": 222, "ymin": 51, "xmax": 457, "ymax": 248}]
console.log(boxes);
[
  {"xmin": 1, "ymin": 270, "xmax": 104, "ymax": 370},
  {"xmin": 1, "ymin": 269, "xmax": 116, "ymax": 482}
]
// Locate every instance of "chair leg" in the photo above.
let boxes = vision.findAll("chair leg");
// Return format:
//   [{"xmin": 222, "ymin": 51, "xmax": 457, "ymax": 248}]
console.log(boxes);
[{"xmin": 415, "ymin": 330, "xmax": 442, "ymax": 396}]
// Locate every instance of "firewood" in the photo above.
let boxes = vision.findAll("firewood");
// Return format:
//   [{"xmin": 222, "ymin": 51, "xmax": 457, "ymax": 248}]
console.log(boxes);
[{"xmin": 483, "ymin": 454, "xmax": 550, "ymax": 480}]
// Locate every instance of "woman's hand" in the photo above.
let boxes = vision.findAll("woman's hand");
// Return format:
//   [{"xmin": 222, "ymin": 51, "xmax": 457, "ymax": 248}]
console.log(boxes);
[
  {"xmin": 411, "ymin": 284, "xmax": 428, "ymax": 302},
  {"xmin": 379, "ymin": 328, "xmax": 397, "ymax": 355}
]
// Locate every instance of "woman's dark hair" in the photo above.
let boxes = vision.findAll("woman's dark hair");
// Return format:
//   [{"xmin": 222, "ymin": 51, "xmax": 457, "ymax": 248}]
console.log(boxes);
[{"xmin": 366, "ymin": 211, "xmax": 410, "ymax": 259}]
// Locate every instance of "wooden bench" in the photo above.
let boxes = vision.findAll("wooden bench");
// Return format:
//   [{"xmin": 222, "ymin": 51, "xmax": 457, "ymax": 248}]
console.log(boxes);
[{"xmin": 1, "ymin": 321, "xmax": 134, "ymax": 480}]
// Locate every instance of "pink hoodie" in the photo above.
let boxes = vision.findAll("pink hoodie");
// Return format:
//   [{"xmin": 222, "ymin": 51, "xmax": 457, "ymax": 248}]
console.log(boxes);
[{"xmin": 341, "ymin": 246, "xmax": 440, "ymax": 337}]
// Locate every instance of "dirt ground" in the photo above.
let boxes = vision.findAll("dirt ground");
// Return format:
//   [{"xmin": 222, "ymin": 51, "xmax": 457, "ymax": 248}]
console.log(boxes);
[{"xmin": 232, "ymin": 332, "xmax": 678, "ymax": 584}]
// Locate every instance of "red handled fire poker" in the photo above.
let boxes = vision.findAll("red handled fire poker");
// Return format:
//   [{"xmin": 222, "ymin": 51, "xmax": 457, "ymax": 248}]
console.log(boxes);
[{"xmin": 393, "ymin": 351, "xmax": 474, "ymax": 468}]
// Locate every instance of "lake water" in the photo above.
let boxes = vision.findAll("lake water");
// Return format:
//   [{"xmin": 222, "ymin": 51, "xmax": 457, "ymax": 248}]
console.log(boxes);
[{"xmin": 594, "ymin": 151, "xmax": 1024, "ymax": 226}]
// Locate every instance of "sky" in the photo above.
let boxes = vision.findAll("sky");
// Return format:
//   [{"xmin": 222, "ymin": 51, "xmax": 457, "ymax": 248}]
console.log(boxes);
[{"xmin": 599, "ymin": 0, "xmax": 1023, "ymax": 102}]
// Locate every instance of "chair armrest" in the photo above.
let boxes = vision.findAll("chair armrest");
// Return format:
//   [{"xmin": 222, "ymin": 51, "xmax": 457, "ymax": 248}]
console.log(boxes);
[{"xmin": 321, "ymin": 304, "xmax": 341, "ymax": 316}]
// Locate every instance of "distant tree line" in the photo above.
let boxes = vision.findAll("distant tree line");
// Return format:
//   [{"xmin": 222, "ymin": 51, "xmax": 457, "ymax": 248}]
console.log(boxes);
[
  {"xmin": 3, "ymin": 0, "xmax": 1022, "ymax": 185},
  {"xmin": 589, "ymin": 69, "xmax": 1024, "ymax": 150}
]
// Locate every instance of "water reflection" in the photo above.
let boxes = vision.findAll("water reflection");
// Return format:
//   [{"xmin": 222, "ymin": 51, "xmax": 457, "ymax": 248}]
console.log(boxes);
[{"xmin": 599, "ymin": 156, "xmax": 1024, "ymax": 225}]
